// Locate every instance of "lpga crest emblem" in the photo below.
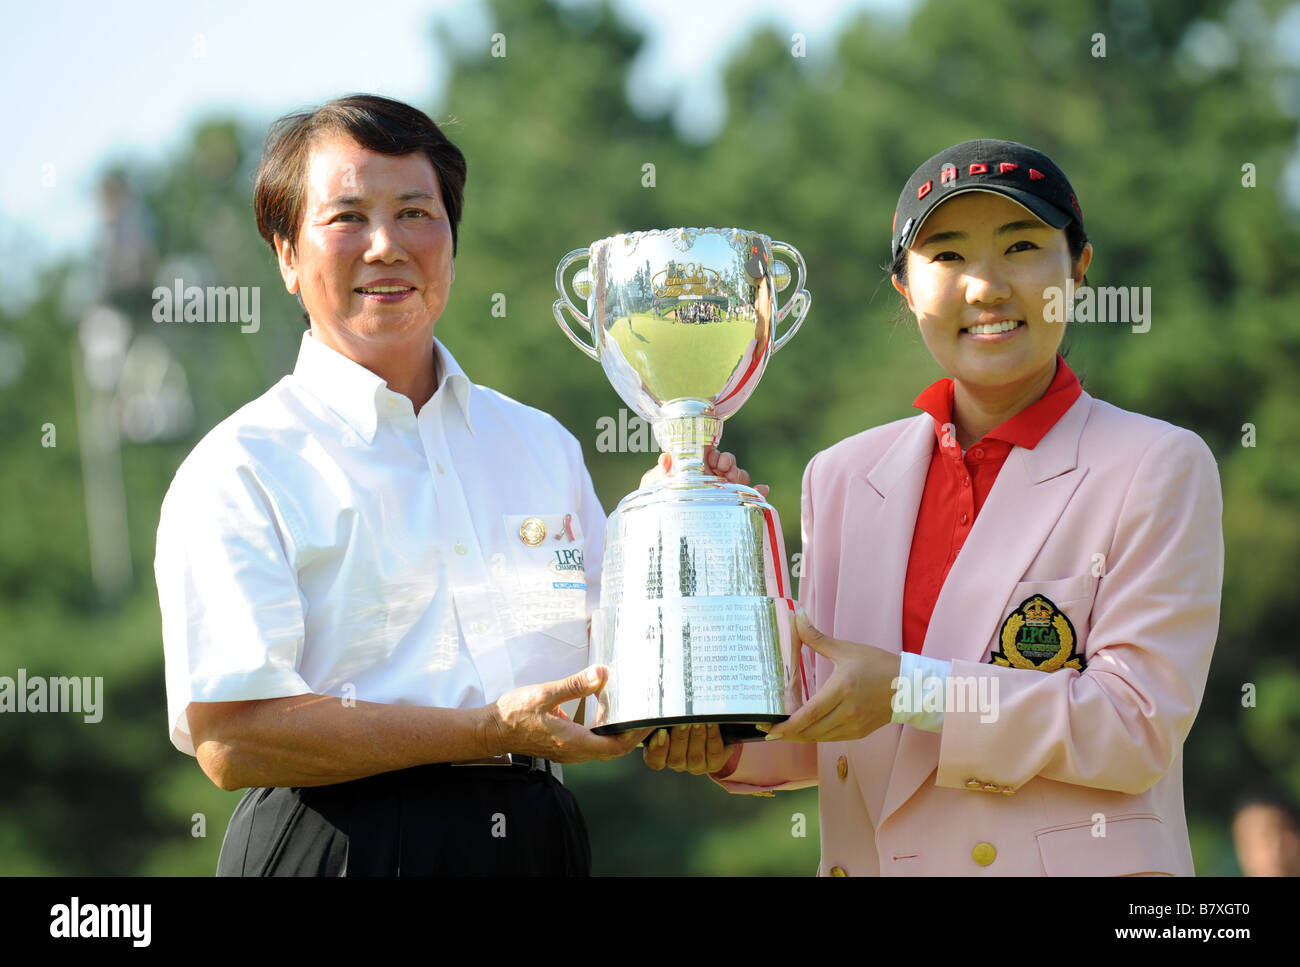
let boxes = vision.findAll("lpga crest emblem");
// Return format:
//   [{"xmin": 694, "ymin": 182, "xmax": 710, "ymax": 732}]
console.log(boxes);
[{"xmin": 989, "ymin": 594, "xmax": 1086, "ymax": 672}]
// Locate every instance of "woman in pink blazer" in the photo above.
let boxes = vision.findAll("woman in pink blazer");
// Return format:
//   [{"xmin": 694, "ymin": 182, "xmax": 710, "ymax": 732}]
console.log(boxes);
[{"xmin": 643, "ymin": 139, "xmax": 1224, "ymax": 876}]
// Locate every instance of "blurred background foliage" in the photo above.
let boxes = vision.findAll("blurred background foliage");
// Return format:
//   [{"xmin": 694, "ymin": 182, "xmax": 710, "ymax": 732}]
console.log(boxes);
[{"xmin": 2, "ymin": 0, "xmax": 1299, "ymax": 874}]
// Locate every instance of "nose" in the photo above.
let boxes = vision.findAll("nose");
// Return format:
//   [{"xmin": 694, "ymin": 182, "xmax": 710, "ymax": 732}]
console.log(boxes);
[
  {"xmin": 365, "ymin": 218, "xmax": 408, "ymax": 263},
  {"xmin": 963, "ymin": 258, "xmax": 1011, "ymax": 306}
]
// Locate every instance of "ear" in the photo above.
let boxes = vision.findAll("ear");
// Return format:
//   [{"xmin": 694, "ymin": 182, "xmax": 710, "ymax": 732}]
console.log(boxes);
[
  {"xmin": 273, "ymin": 234, "xmax": 299, "ymax": 295},
  {"xmin": 891, "ymin": 272, "xmax": 916, "ymax": 313},
  {"xmin": 1072, "ymin": 242, "xmax": 1093, "ymax": 286},
  {"xmin": 450, "ymin": 260, "xmax": 455, "ymax": 283}
]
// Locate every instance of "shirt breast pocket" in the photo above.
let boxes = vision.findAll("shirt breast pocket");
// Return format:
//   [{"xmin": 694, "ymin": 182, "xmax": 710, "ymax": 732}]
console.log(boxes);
[
  {"xmin": 989, "ymin": 571, "xmax": 1098, "ymax": 671},
  {"xmin": 499, "ymin": 512, "xmax": 589, "ymax": 649}
]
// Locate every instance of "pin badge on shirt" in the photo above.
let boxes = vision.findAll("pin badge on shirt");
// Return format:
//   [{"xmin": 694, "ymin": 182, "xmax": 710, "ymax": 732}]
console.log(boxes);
[
  {"xmin": 552, "ymin": 512, "xmax": 576, "ymax": 542},
  {"xmin": 989, "ymin": 594, "xmax": 1086, "ymax": 672},
  {"xmin": 519, "ymin": 517, "xmax": 546, "ymax": 546}
]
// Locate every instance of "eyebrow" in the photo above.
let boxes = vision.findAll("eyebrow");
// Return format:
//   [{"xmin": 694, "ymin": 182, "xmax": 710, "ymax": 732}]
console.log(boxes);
[
  {"xmin": 915, "ymin": 219, "xmax": 1051, "ymax": 249},
  {"xmin": 321, "ymin": 190, "xmax": 437, "ymax": 210}
]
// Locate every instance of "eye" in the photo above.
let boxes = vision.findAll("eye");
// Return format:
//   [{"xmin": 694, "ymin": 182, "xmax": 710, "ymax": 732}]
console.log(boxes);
[
  {"xmin": 332, "ymin": 212, "xmax": 362, "ymax": 222},
  {"xmin": 931, "ymin": 251, "xmax": 962, "ymax": 262},
  {"xmin": 400, "ymin": 208, "xmax": 431, "ymax": 218},
  {"xmin": 1007, "ymin": 240, "xmax": 1039, "ymax": 253}
]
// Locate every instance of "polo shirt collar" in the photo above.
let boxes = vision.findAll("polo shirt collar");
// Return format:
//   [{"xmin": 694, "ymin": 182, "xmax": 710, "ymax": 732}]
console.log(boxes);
[
  {"xmin": 292, "ymin": 330, "xmax": 474, "ymax": 444},
  {"xmin": 912, "ymin": 353, "xmax": 1082, "ymax": 451}
]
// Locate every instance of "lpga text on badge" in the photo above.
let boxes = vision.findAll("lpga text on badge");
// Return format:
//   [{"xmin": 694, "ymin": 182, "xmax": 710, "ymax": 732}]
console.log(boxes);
[
  {"xmin": 989, "ymin": 594, "xmax": 1086, "ymax": 672},
  {"xmin": 550, "ymin": 548, "xmax": 585, "ymax": 575}
]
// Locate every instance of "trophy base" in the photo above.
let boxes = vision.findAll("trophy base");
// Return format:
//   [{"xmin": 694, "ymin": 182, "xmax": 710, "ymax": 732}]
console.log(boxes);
[{"xmin": 592, "ymin": 713, "xmax": 789, "ymax": 744}]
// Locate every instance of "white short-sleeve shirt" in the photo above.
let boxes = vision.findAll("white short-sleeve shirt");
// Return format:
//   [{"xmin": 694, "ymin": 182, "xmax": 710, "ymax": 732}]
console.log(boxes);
[{"xmin": 156, "ymin": 329, "xmax": 605, "ymax": 756}]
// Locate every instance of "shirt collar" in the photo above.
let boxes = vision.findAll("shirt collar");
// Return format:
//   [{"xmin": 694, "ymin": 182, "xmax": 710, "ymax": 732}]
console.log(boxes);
[
  {"xmin": 912, "ymin": 353, "xmax": 1082, "ymax": 451},
  {"xmin": 292, "ymin": 330, "xmax": 474, "ymax": 444}
]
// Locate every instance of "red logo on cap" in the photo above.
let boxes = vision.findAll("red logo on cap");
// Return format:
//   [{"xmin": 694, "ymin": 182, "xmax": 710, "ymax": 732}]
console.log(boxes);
[
  {"xmin": 892, "ymin": 210, "xmax": 898, "ymax": 232},
  {"xmin": 1029, "ymin": 168, "xmax": 1045, "ymax": 181},
  {"xmin": 918, "ymin": 180, "xmax": 932, "ymax": 200},
  {"xmin": 999, "ymin": 162, "xmax": 1018, "ymax": 174},
  {"xmin": 969, "ymin": 162, "xmax": 988, "ymax": 175}
]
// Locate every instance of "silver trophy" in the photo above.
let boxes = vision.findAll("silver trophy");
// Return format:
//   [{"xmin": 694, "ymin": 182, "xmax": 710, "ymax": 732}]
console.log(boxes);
[{"xmin": 554, "ymin": 227, "xmax": 811, "ymax": 742}]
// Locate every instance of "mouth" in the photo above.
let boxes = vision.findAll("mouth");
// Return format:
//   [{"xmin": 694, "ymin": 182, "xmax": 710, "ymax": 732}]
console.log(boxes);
[
  {"xmin": 354, "ymin": 285, "xmax": 416, "ymax": 294},
  {"xmin": 961, "ymin": 320, "xmax": 1024, "ymax": 336}
]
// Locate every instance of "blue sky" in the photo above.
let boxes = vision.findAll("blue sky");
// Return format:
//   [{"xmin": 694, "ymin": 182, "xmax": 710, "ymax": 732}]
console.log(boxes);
[{"xmin": 2, "ymin": 0, "xmax": 899, "ymax": 303}]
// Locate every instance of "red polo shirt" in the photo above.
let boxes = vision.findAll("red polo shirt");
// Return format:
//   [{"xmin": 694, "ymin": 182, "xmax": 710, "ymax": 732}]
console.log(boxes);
[{"xmin": 901, "ymin": 354, "xmax": 1082, "ymax": 655}]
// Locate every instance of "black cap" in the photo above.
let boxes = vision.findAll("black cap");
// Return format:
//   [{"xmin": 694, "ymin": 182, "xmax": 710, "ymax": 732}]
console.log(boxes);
[{"xmin": 891, "ymin": 139, "xmax": 1084, "ymax": 259}]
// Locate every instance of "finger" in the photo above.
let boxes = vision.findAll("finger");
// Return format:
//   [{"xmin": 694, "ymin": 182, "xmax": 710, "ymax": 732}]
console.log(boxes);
[
  {"xmin": 620, "ymin": 727, "xmax": 655, "ymax": 755},
  {"xmin": 768, "ymin": 705, "xmax": 837, "ymax": 743},
  {"xmin": 765, "ymin": 686, "xmax": 840, "ymax": 742},
  {"xmin": 782, "ymin": 701, "xmax": 854, "ymax": 743},
  {"xmin": 756, "ymin": 484, "xmax": 770, "ymax": 498},
  {"xmin": 794, "ymin": 610, "xmax": 836, "ymax": 657},
  {"xmin": 715, "ymin": 451, "xmax": 736, "ymax": 474},
  {"xmin": 642, "ymin": 728, "xmax": 670, "ymax": 770},
  {"xmin": 577, "ymin": 726, "xmax": 654, "ymax": 761},
  {"xmin": 665, "ymin": 725, "xmax": 690, "ymax": 771},
  {"xmin": 608, "ymin": 728, "xmax": 651, "ymax": 758},
  {"xmin": 642, "ymin": 453, "xmax": 671, "ymax": 489},
  {"xmin": 686, "ymin": 724, "xmax": 708, "ymax": 773},
  {"xmin": 533, "ymin": 665, "xmax": 607, "ymax": 708},
  {"xmin": 737, "ymin": 468, "xmax": 751, "ymax": 485},
  {"xmin": 705, "ymin": 724, "xmax": 730, "ymax": 772}
]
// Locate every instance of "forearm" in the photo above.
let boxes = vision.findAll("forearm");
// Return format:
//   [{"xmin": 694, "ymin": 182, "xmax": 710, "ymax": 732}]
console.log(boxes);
[{"xmin": 193, "ymin": 693, "xmax": 504, "ymax": 790}]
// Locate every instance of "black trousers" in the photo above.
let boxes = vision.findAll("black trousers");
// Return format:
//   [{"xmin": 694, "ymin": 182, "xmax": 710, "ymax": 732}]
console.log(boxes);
[{"xmin": 215, "ymin": 763, "xmax": 591, "ymax": 876}]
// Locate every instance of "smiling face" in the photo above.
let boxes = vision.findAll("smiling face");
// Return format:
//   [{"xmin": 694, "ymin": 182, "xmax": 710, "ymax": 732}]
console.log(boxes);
[
  {"xmin": 273, "ymin": 131, "xmax": 455, "ymax": 356},
  {"xmin": 893, "ymin": 191, "xmax": 1091, "ymax": 397}
]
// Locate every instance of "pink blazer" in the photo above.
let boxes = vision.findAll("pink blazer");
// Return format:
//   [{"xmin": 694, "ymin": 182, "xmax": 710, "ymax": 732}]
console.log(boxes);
[{"xmin": 715, "ymin": 390, "xmax": 1224, "ymax": 876}]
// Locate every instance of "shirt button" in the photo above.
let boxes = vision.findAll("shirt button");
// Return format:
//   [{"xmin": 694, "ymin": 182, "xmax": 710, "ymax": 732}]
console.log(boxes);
[
  {"xmin": 828, "ymin": 865, "xmax": 848, "ymax": 877},
  {"xmin": 961, "ymin": 477, "xmax": 969, "ymax": 488},
  {"xmin": 972, "ymin": 842, "xmax": 997, "ymax": 866},
  {"xmin": 972, "ymin": 447, "xmax": 984, "ymax": 459},
  {"xmin": 836, "ymin": 755, "xmax": 848, "ymax": 781},
  {"xmin": 454, "ymin": 542, "xmax": 467, "ymax": 555},
  {"xmin": 982, "ymin": 783, "xmax": 999, "ymax": 793},
  {"xmin": 960, "ymin": 513, "xmax": 969, "ymax": 525},
  {"xmin": 436, "ymin": 462, "xmax": 445, "ymax": 474},
  {"xmin": 965, "ymin": 779, "xmax": 982, "ymax": 790}
]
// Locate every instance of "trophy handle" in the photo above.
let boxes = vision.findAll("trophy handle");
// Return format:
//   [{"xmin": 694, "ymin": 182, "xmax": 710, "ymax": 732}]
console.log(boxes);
[
  {"xmin": 554, "ymin": 248, "xmax": 598, "ymax": 361},
  {"xmin": 770, "ymin": 240, "xmax": 810, "ymax": 354}
]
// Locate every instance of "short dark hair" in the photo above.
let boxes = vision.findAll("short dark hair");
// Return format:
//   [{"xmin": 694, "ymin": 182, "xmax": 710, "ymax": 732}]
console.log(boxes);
[{"xmin": 253, "ymin": 93, "xmax": 467, "ymax": 259}]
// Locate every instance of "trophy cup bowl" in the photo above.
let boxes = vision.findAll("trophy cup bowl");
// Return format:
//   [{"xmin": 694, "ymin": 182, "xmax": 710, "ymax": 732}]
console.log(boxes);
[{"xmin": 554, "ymin": 227, "xmax": 811, "ymax": 743}]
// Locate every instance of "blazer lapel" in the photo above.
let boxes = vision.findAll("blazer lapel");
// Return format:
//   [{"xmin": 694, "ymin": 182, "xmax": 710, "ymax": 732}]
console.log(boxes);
[
  {"xmin": 829, "ymin": 416, "xmax": 932, "ymax": 825},
  {"xmin": 877, "ymin": 392, "xmax": 1095, "ymax": 829},
  {"xmin": 834, "ymin": 414, "xmax": 934, "ymax": 652}
]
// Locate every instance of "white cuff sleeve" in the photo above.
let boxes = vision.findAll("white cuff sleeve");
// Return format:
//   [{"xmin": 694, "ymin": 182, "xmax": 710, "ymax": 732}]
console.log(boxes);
[{"xmin": 890, "ymin": 651, "xmax": 953, "ymax": 733}]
